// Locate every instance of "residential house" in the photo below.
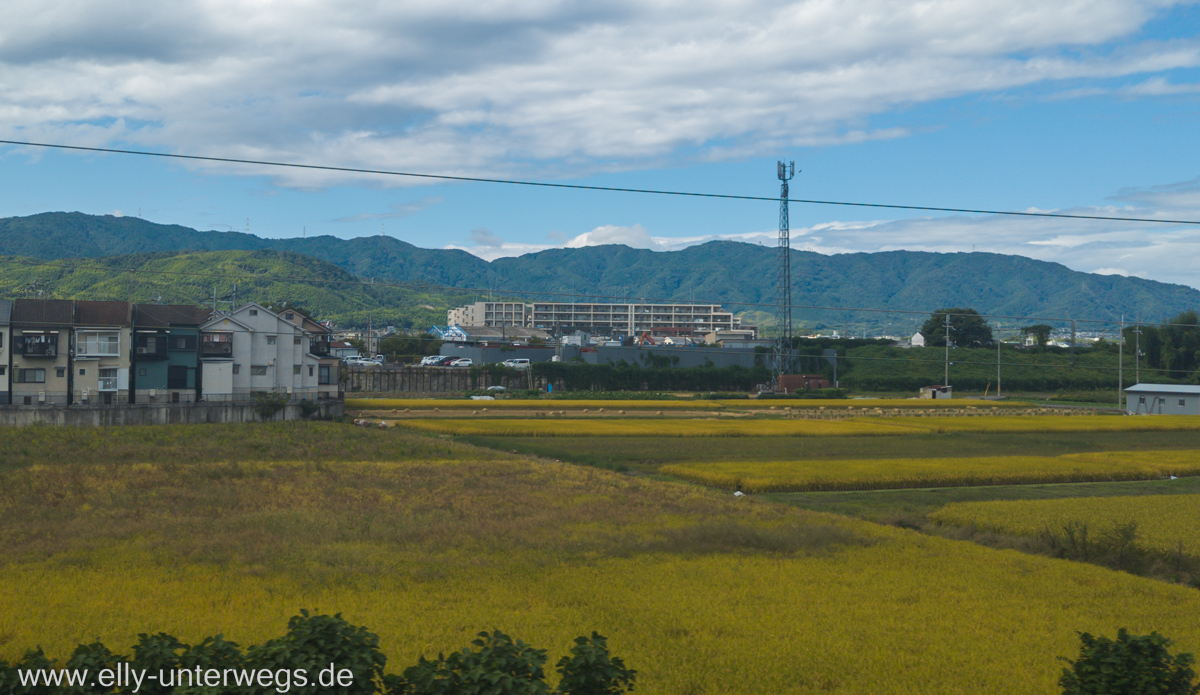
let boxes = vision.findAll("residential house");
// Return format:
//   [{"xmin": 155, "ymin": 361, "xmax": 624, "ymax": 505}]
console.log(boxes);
[
  {"xmin": 73, "ymin": 300, "xmax": 132, "ymax": 405},
  {"xmin": 200, "ymin": 303, "xmax": 330, "ymax": 400},
  {"xmin": 0, "ymin": 300, "xmax": 10, "ymax": 405},
  {"xmin": 281, "ymin": 308, "xmax": 340, "ymax": 400},
  {"xmin": 11, "ymin": 299, "xmax": 74, "ymax": 405},
  {"xmin": 131, "ymin": 304, "xmax": 208, "ymax": 404}
]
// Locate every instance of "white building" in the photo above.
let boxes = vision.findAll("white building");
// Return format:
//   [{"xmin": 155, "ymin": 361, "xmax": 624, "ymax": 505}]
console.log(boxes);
[
  {"xmin": 200, "ymin": 303, "xmax": 337, "ymax": 401},
  {"xmin": 0, "ymin": 300, "xmax": 9, "ymax": 405},
  {"xmin": 911, "ymin": 332, "xmax": 925, "ymax": 347},
  {"xmin": 1125, "ymin": 384, "xmax": 1200, "ymax": 415},
  {"xmin": 447, "ymin": 300, "xmax": 747, "ymax": 338}
]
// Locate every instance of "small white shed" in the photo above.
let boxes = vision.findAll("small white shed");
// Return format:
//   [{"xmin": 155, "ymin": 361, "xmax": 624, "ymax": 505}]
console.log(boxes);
[
  {"xmin": 1125, "ymin": 384, "xmax": 1200, "ymax": 415},
  {"xmin": 911, "ymin": 332, "xmax": 926, "ymax": 347}
]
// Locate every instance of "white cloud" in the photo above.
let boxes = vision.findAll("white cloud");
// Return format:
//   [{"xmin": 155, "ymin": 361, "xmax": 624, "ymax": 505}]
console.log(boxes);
[
  {"xmin": 0, "ymin": 1, "xmax": 1195, "ymax": 185},
  {"xmin": 566, "ymin": 224, "xmax": 664, "ymax": 250}
]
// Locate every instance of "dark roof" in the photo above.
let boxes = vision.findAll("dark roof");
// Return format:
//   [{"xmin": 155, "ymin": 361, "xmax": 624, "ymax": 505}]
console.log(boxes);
[
  {"xmin": 134, "ymin": 304, "xmax": 209, "ymax": 327},
  {"xmin": 13, "ymin": 299, "xmax": 74, "ymax": 326},
  {"xmin": 75, "ymin": 300, "xmax": 131, "ymax": 327},
  {"xmin": 0, "ymin": 300, "xmax": 10, "ymax": 325}
]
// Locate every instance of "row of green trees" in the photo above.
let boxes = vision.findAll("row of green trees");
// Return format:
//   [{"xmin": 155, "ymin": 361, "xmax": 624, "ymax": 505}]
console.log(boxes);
[
  {"xmin": 0, "ymin": 612, "xmax": 635, "ymax": 695},
  {"xmin": 1123, "ymin": 311, "xmax": 1200, "ymax": 380}
]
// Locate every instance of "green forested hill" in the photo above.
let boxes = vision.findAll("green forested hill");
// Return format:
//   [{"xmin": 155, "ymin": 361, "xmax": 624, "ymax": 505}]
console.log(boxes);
[
  {"xmin": 2, "ymin": 211, "xmax": 1198, "ymax": 329},
  {"xmin": 0, "ymin": 250, "xmax": 469, "ymax": 328}
]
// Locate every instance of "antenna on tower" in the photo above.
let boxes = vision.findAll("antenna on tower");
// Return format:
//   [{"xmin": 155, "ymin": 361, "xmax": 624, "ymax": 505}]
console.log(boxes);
[{"xmin": 772, "ymin": 160, "xmax": 797, "ymax": 386}]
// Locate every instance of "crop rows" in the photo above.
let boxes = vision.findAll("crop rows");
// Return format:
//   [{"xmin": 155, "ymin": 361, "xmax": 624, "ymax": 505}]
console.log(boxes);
[{"xmin": 661, "ymin": 450, "xmax": 1200, "ymax": 492}]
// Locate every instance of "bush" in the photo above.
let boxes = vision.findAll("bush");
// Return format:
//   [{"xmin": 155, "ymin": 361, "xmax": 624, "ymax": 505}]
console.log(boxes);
[
  {"xmin": 298, "ymin": 399, "xmax": 323, "ymax": 419},
  {"xmin": 253, "ymin": 391, "xmax": 291, "ymax": 420},
  {"xmin": 1060, "ymin": 629, "xmax": 1199, "ymax": 695}
]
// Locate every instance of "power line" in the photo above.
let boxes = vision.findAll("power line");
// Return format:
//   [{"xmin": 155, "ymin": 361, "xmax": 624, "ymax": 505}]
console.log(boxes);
[{"xmin": 2, "ymin": 138, "xmax": 1199, "ymax": 226}]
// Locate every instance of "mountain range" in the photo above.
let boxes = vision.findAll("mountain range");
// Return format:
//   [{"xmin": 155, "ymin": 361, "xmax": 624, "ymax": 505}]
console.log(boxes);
[{"xmin": 1, "ymin": 211, "xmax": 1196, "ymax": 330}]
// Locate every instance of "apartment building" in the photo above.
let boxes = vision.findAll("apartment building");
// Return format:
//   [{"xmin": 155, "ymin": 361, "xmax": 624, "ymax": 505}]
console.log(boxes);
[
  {"xmin": 73, "ymin": 301, "xmax": 132, "ymax": 405},
  {"xmin": 0, "ymin": 300, "xmax": 10, "ymax": 405},
  {"xmin": 282, "ymin": 308, "xmax": 340, "ymax": 400},
  {"xmin": 447, "ymin": 300, "xmax": 747, "ymax": 338},
  {"xmin": 200, "ymin": 303, "xmax": 334, "ymax": 400},
  {"xmin": 10, "ymin": 299, "xmax": 74, "ymax": 405}
]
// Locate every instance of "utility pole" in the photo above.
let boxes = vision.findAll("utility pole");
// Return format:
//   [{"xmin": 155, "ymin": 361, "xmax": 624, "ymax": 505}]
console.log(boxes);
[
  {"xmin": 1133, "ymin": 318, "xmax": 1142, "ymax": 384},
  {"xmin": 944, "ymin": 312, "xmax": 951, "ymax": 387},
  {"xmin": 772, "ymin": 160, "xmax": 796, "ymax": 386},
  {"xmin": 1118, "ymin": 315, "xmax": 1124, "ymax": 410},
  {"xmin": 996, "ymin": 322, "xmax": 1001, "ymax": 398},
  {"xmin": 1070, "ymin": 319, "xmax": 1077, "ymax": 367}
]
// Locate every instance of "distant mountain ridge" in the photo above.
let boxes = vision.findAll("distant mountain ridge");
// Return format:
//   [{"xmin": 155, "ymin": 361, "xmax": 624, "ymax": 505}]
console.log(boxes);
[{"xmin": 1, "ymin": 211, "xmax": 1197, "ymax": 327}]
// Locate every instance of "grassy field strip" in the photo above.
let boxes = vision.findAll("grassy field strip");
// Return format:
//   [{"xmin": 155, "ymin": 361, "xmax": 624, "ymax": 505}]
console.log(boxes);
[
  {"xmin": 661, "ymin": 450, "xmax": 1200, "ymax": 493},
  {"xmin": 345, "ymin": 397, "xmax": 1030, "ymax": 411},
  {"xmin": 394, "ymin": 418, "xmax": 922, "ymax": 437},
  {"xmin": 930, "ymin": 494, "xmax": 1200, "ymax": 556},
  {"xmin": 392, "ymin": 415, "xmax": 1200, "ymax": 438}
]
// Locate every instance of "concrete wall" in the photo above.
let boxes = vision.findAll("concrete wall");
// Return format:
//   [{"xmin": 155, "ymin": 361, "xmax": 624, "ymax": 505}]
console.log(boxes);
[
  {"xmin": 0, "ymin": 400, "xmax": 343, "ymax": 427},
  {"xmin": 440, "ymin": 345, "xmax": 560, "ymax": 364},
  {"xmin": 342, "ymin": 365, "xmax": 541, "ymax": 394},
  {"xmin": 581, "ymin": 345, "xmax": 765, "ymax": 369}
]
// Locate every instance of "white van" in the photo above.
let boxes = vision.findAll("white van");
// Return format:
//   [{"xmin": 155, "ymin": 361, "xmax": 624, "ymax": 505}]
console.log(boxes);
[{"xmin": 501, "ymin": 358, "xmax": 531, "ymax": 369}]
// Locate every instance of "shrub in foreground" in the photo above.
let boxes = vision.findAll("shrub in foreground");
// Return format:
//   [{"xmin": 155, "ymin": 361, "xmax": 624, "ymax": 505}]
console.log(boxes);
[{"xmin": 1060, "ymin": 629, "xmax": 1198, "ymax": 695}]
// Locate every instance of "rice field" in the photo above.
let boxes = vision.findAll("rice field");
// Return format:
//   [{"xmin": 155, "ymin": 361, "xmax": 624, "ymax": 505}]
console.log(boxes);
[
  {"xmin": 395, "ymin": 417, "xmax": 921, "ymax": 437},
  {"xmin": 930, "ymin": 493, "xmax": 1200, "ymax": 556},
  {"xmin": 392, "ymin": 414, "xmax": 1200, "ymax": 439},
  {"xmin": 345, "ymin": 397, "xmax": 1030, "ymax": 411},
  {"xmin": 661, "ymin": 450, "xmax": 1200, "ymax": 493},
  {"xmin": 6, "ymin": 447, "xmax": 1200, "ymax": 693}
]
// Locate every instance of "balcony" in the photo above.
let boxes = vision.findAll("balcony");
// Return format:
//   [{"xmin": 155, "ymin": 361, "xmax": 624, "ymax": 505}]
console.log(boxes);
[
  {"xmin": 99, "ymin": 377, "xmax": 119, "ymax": 391},
  {"xmin": 202, "ymin": 333, "xmax": 234, "ymax": 358},
  {"xmin": 16, "ymin": 334, "xmax": 58, "ymax": 358},
  {"xmin": 134, "ymin": 335, "xmax": 168, "ymax": 360}
]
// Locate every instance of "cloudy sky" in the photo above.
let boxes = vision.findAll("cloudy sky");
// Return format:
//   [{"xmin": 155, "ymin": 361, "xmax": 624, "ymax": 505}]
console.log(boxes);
[{"xmin": 2, "ymin": 0, "xmax": 1200, "ymax": 286}]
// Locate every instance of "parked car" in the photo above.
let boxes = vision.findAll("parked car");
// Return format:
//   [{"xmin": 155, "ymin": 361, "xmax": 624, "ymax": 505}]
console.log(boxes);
[
  {"xmin": 420, "ymin": 355, "xmax": 443, "ymax": 366},
  {"xmin": 449, "ymin": 358, "xmax": 473, "ymax": 367},
  {"xmin": 501, "ymin": 358, "xmax": 531, "ymax": 369},
  {"xmin": 435, "ymin": 356, "xmax": 459, "ymax": 366},
  {"xmin": 486, "ymin": 385, "xmax": 507, "ymax": 392},
  {"xmin": 344, "ymin": 358, "xmax": 380, "ymax": 368}
]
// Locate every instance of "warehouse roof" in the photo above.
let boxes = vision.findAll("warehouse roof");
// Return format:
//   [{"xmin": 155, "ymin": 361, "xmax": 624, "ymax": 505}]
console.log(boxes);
[{"xmin": 1124, "ymin": 384, "xmax": 1200, "ymax": 394}]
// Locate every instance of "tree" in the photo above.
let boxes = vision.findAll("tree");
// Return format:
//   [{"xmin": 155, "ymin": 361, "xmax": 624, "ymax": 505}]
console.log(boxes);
[
  {"xmin": 1022, "ymin": 324, "xmax": 1053, "ymax": 348},
  {"xmin": 920, "ymin": 308, "xmax": 993, "ymax": 348},
  {"xmin": 1060, "ymin": 629, "xmax": 1199, "ymax": 695}
]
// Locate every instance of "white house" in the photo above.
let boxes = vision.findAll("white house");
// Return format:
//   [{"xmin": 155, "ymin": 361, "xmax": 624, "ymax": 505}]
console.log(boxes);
[
  {"xmin": 0, "ymin": 300, "xmax": 9, "ymax": 405},
  {"xmin": 200, "ymin": 303, "xmax": 335, "ymax": 401},
  {"xmin": 911, "ymin": 332, "xmax": 925, "ymax": 347}
]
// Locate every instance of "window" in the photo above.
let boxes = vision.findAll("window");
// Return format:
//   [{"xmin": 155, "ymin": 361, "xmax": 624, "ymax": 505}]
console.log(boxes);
[
  {"xmin": 99, "ymin": 368, "xmax": 118, "ymax": 391},
  {"xmin": 267, "ymin": 336, "xmax": 276, "ymax": 345},
  {"xmin": 76, "ymin": 332, "xmax": 119, "ymax": 356},
  {"xmin": 285, "ymin": 312, "xmax": 294, "ymax": 320},
  {"xmin": 1181, "ymin": 399, "xmax": 1187, "ymax": 407},
  {"xmin": 16, "ymin": 368, "xmax": 45, "ymax": 383},
  {"xmin": 0, "ymin": 366, "xmax": 5, "ymax": 376},
  {"xmin": 1139, "ymin": 396, "xmax": 1146, "ymax": 404},
  {"xmin": 56, "ymin": 368, "xmax": 65, "ymax": 378},
  {"xmin": 318, "ymin": 365, "xmax": 331, "ymax": 385},
  {"xmin": 293, "ymin": 365, "xmax": 301, "ymax": 375},
  {"xmin": 294, "ymin": 337, "xmax": 302, "ymax": 346},
  {"xmin": 233, "ymin": 364, "xmax": 241, "ymax": 375},
  {"xmin": 170, "ymin": 335, "xmax": 197, "ymax": 351},
  {"xmin": 249, "ymin": 309, "xmax": 258, "ymax": 316},
  {"xmin": 251, "ymin": 365, "xmax": 268, "ymax": 376},
  {"xmin": 308, "ymin": 366, "xmax": 314, "ymax": 377},
  {"xmin": 79, "ymin": 368, "xmax": 86, "ymax": 376}
]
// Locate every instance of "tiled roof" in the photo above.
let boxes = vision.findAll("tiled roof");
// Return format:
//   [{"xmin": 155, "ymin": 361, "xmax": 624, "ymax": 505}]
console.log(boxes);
[
  {"xmin": 0, "ymin": 299, "xmax": 11, "ymax": 325},
  {"xmin": 134, "ymin": 304, "xmax": 209, "ymax": 327},
  {"xmin": 75, "ymin": 300, "xmax": 131, "ymax": 326},
  {"xmin": 13, "ymin": 299, "xmax": 74, "ymax": 325}
]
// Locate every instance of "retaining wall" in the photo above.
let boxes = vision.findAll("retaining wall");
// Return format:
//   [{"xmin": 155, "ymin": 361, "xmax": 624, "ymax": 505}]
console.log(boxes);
[{"xmin": 0, "ymin": 400, "xmax": 344, "ymax": 427}]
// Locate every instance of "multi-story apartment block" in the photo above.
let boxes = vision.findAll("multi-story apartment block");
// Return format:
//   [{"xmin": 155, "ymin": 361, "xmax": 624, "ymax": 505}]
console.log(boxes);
[
  {"xmin": 0, "ymin": 300, "xmax": 10, "ymax": 405},
  {"xmin": 446, "ymin": 300, "xmax": 746, "ymax": 338},
  {"xmin": 73, "ymin": 301, "xmax": 132, "ymax": 405},
  {"xmin": 10, "ymin": 299, "xmax": 74, "ymax": 405},
  {"xmin": 200, "ymin": 303, "xmax": 335, "ymax": 400}
]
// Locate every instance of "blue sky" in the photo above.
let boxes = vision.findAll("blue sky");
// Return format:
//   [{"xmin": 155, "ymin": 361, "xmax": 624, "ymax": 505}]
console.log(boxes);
[{"xmin": 2, "ymin": 0, "xmax": 1200, "ymax": 286}]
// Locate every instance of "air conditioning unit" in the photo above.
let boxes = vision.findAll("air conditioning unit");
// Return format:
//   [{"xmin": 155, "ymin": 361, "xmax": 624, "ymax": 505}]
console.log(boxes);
[
  {"xmin": 81, "ymin": 389, "xmax": 89, "ymax": 402},
  {"xmin": 38, "ymin": 392, "xmax": 46, "ymax": 403},
  {"xmin": 136, "ymin": 347, "xmax": 148, "ymax": 354}
]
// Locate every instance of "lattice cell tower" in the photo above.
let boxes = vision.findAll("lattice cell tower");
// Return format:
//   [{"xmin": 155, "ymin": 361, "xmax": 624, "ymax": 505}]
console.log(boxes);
[{"xmin": 772, "ymin": 160, "xmax": 796, "ymax": 382}]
